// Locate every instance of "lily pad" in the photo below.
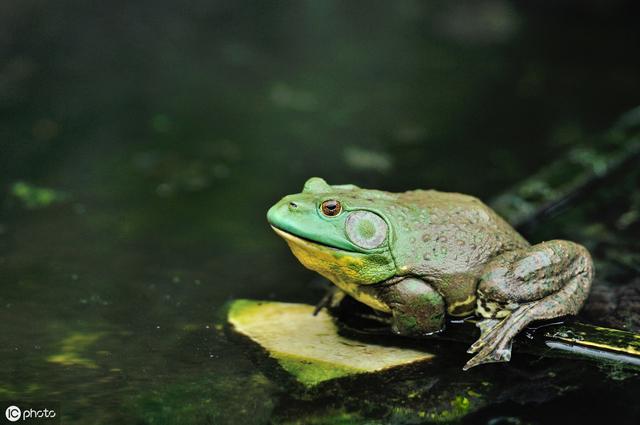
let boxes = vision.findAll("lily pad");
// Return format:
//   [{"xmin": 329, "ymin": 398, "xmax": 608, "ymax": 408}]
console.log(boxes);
[{"xmin": 227, "ymin": 299, "xmax": 434, "ymax": 387}]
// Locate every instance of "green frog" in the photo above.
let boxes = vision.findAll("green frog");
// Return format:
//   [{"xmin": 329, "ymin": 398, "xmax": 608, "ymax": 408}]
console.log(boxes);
[{"xmin": 267, "ymin": 177, "xmax": 593, "ymax": 369}]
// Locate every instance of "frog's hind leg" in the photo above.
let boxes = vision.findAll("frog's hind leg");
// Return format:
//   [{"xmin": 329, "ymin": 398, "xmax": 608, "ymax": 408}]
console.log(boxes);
[{"xmin": 464, "ymin": 240, "xmax": 593, "ymax": 370}]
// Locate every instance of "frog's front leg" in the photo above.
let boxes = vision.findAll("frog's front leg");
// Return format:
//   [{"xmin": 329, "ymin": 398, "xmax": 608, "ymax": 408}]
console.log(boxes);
[
  {"xmin": 313, "ymin": 285, "xmax": 346, "ymax": 315},
  {"xmin": 380, "ymin": 278, "xmax": 445, "ymax": 336},
  {"xmin": 464, "ymin": 240, "xmax": 593, "ymax": 370}
]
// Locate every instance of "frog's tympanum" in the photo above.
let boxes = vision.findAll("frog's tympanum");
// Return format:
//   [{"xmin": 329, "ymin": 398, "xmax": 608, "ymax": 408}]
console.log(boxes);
[{"xmin": 267, "ymin": 178, "xmax": 593, "ymax": 369}]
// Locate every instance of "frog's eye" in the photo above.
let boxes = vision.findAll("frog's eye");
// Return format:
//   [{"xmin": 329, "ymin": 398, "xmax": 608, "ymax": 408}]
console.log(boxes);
[
  {"xmin": 321, "ymin": 200, "xmax": 342, "ymax": 217},
  {"xmin": 346, "ymin": 211, "xmax": 388, "ymax": 249}
]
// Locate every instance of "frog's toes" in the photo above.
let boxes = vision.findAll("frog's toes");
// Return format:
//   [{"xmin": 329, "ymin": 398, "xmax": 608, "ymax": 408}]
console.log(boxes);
[
  {"xmin": 463, "ymin": 338, "xmax": 513, "ymax": 370},
  {"xmin": 464, "ymin": 318, "xmax": 519, "ymax": 369},
  {"xmin": 467, "ymin": 319, "xmax": 503, "ymax": 354},
  {"xmin": 467, "ymin": 335, "xmax": 488, "ymax": 354},
  {"xmin": 464, "ymin": 302, "xmax": 540, "ymax": 370},
  {"xmin": 467, "ymin": 339, "xmax": 489, "ymax": 354}
]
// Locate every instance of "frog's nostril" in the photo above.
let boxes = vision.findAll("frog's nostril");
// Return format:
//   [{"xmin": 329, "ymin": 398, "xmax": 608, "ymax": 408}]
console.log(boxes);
[{"xmin": 289, "ymin": 202, "xmax": 298, "ymax": 209}]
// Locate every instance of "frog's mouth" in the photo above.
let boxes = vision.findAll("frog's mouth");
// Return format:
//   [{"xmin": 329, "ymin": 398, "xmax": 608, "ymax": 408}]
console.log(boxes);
[
  {"xmin": 270, "ymin": 225, "xmax": 369, "ymax": 278},
  {"xmin": 270, "ymin": 225, "xmax": 396, "ymax": 287},
  {"xmin": 270, "ymin": 225, "xmax": 355, "ymax": 253}
]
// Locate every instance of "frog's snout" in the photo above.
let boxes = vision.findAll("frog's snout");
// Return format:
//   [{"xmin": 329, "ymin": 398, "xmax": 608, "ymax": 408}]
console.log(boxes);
[
  {"xmin": 266, "ymin": 202, "xmax": 281, "ymax": 226},
  {"xmin": 267, "ymin": 196, "xmax": 310, "ymax": 229}
]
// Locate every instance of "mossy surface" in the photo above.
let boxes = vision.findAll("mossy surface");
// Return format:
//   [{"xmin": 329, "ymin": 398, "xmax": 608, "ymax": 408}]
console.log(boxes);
[
  {"xmin": 129, "ymin": 372, "xmax": 275, "ymax": 425},
  {"xmin": 273, "ymin": 355, "xmax": 360, "ymax": 387},
  {"xmin": 227, "ymin": 299, "xmax": 433, "ymax": 387}
]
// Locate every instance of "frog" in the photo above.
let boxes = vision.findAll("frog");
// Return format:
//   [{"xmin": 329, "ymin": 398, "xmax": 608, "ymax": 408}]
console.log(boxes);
[{"xmin": 267, "ymin": 177, "xmax": 593, "ymax": 370}]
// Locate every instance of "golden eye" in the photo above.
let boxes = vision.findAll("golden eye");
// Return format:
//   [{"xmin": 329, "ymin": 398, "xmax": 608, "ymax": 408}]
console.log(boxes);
[{"xmin": 321, "ymin": 200, "xmax": 342, "ymax": 217}]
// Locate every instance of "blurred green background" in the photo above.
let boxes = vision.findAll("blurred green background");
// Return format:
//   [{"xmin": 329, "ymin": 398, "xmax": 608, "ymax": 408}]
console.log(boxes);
[{"xmin": 1, "ymin": 1, "xmax": 640, "ymax": 424}]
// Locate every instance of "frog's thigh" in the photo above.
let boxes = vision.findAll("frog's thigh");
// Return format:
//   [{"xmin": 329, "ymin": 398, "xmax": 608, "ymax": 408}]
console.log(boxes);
[
  {"xmin": 478, "ymin": 239, "xmax": 593, "ymax": 309},
  {"xmin": 464, "ymin": 240, "xmax": 593, "ymax": 370},
  {"xmin": 381, "ymin": 278, "xmax": 445, "ymax": 336}
]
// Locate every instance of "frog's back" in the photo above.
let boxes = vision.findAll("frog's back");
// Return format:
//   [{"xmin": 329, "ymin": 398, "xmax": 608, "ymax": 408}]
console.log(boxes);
[
  {"xmin": 389, "ymin": 189, "xmax": 529, "ymax": 276},
  {"xmin": 397, "ymin": 189, "xmax": 483, "ymax": 211}
]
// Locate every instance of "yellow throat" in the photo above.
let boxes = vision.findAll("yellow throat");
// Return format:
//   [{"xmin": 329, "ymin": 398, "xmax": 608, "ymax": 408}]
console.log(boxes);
[{"xmin": 271, "ymin": 226, "xmax": 394, "ymax": 312}]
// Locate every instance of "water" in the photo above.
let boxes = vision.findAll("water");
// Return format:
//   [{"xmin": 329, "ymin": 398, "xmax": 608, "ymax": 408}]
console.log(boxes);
[{"xmin": 1, "ymin": 1, "xmax": 640, "ymax": 423}]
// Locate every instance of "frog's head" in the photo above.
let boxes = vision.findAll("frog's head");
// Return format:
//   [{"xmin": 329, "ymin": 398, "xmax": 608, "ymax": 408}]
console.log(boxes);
[{"xmin": 267, "ymin": 177, "xmax": 398, "ymax": 285}]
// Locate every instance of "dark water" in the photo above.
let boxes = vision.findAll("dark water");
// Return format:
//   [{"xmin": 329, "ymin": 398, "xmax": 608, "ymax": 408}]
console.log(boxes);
[{"xmin": 2, "ymin": 1, "xmax": 640, "ymax": 424}]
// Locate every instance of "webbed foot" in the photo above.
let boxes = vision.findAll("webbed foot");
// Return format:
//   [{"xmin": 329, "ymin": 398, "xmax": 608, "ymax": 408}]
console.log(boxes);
[
  {"xmin": 463, "ymin": 302, "xmax": 537, "ymax": 370},
  {"xmin": 466, "ymin": 319, "xmax": 501, "ymax": 354}
]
